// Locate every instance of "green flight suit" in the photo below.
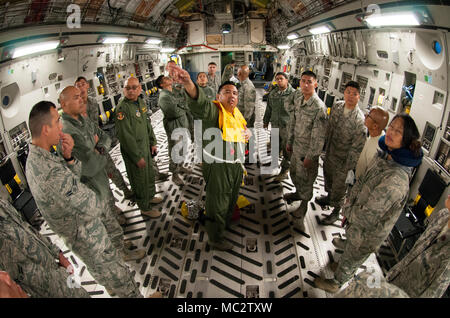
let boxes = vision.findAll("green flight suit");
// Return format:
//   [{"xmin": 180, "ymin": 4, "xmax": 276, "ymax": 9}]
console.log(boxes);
[
  {"xmin": 87, "ymin": 96, "xmax": 132, "ymax": 196},
  {"xmin": 158, "ymin": 89, "xmax": 190, "ymax": 173},
  {"xmin": 185, "ymin": 85, "xmax": 244, "ymax": 244},
  {"xmin": 200, "ymin": 85, "xmax": 216, "ymax": 101},
  {"xmin": 115, "ymin": 97, "xmax": 157, "ymax": 211}
]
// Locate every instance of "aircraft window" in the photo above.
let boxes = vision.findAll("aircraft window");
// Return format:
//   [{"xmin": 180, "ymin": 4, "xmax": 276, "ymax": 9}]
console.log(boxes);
[
  {"xmin": 339, "ymin": 72, "xmax": 352, "ymax": 93},
  {"xmin": 432, "ymin": 41, "xmax": 442, "ymax": 54},
  {"xmin": 433, "ymin": 91, "xmax": 444, "ymax": 105},
  {"xmin": 377, "ymin": 50, "xmax": 388, "ymax": 59},
  {"xmin": 2, "ymin": 96, "xmax": 10, "ymax": 108}
]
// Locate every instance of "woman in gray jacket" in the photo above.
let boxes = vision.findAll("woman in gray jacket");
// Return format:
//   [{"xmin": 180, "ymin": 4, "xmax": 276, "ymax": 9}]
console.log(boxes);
[{"xmin": 314, "ymin": 113, "xmax": 423, "ymax": 293}]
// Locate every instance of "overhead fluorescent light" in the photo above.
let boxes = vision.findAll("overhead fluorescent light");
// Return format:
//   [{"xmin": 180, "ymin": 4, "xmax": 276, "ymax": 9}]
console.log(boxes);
[
  {"xmin": 277, "ymin": 44, "xmax": 290, "ymax": 50},
  {"xmin": 161, "ymin": 47, "xmax": 175, "ymax": 53},
  {"xmin": 365, "ymin": 12, "xmax": 420, "ymax": 27},
  {"xmin": 146, "ymin": 38, "xmax": 162, "ymax": 44},
  {"xmin": 12, "ymin": 41, "xmax": 59, "ymax": 59},
  {"xmin": 309, "ymin": 25, "xmax": 331, "ymax": 35},
  {"xmin": 287, "ymin": 33, "xmax": 299, "ymax": 40},
  {"xmin": 102, "ymin": 37, "xmax": 128, "ymax": 44}
]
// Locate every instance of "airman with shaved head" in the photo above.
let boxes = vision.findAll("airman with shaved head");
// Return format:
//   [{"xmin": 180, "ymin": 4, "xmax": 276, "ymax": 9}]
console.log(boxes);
[
  {"xmin": 115, "ymin": 76, "xmax": 163, "ymax": 218},
  {"xmin": 355, "ymin": 106, "xmax": 389, "ymax": 178},
  {"xmin": 60, "ymin": 85, "xmax": 147, "ymax": 262}
]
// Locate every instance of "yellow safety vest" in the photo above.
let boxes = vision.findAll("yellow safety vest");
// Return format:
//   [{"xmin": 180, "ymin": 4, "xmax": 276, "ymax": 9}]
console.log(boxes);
[{"xmin": 213, "ymin": 100, "xmax": 248, "ymax": 144}]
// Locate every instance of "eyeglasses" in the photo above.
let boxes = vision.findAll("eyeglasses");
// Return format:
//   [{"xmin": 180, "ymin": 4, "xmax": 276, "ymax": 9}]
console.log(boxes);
[
  {"xmin": 125, "ymin": 85, "xmax": 139, "ymax": 90},
  {"xmin": 365, "ymin": 112, "xmax": 375, "ymax": 121}
]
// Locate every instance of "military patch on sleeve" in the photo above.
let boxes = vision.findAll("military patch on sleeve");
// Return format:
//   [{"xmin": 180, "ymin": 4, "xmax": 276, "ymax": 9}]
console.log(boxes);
[
  {"xmin": 117, "ymin": 112, "xmax": 125, "ymax": 120},
  {"xmin": 65, "ymin": 178, "xmax": 78, "ymax": 197}
]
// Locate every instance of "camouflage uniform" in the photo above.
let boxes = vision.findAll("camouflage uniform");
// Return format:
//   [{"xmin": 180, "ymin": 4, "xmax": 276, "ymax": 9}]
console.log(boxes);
[
  {"xmin": 207, "ymin": 73, "xmax": 221, "ymax": 94},
  {"xmin": 61, "ymin": 113, "xmax": 124, "ymax": 249},
  {"xmin": 200, "ymin": 85, "xmax": 216, "ymax": 101},
  {"xmin": 158, "ymin": 89, "xmax": 190, "ymax": 173},
  {"xmin": 185, "ymin": 85, "xmax": 244, "ymax": 244},
  {"xmin": 116, "ymin": 97, "xmax": 157, "ymax": 212},
  {"xmin": 335, "ymin": 270, "xmax": 409, "ymax": 298},
  {"xmin": 386, "ymin": 208, "xmax": 450, "ymax": 297},
  {"xmin": 286, "ymin": 90, "xmax": 327, "ymax": 205},
  {"xmin": 263, "ymin": 84, "xmax": 295, "ymax": 172},
  {"xmin": 0, "ymin": 199, "xmax": 90, "ymax": 298},
  {"xmin": 86, "ymin": 96, "xmax": 99, "ymax": 124},
  {"xmin": 237, "ymin": 78, "xmax": 256, "ymax": 128},
  {"xmin": 323, "ymin": 101, "xmax": 366, "ymax": 208},
  {"xmin": 335, "ymin": 153, "xmax": 411, "ymax": 284},
  {"xmin": 221, "ymin": 64, "xmax": 234, "ymax": 83},
  {"xmin": 26, "ymin": 144, "xmax": 142, "ymax": 297}
]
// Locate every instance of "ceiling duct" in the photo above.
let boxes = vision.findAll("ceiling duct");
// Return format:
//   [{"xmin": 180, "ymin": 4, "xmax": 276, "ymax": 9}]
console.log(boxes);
[{"xmin": 234, "ymin": 1, "xmax": 247, "ymax": 26}]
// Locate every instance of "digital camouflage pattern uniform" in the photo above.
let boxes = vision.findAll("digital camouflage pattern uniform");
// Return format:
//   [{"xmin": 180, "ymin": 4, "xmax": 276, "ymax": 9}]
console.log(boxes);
[
  {"xmin": 61, "ymin": 113, "xmax": 124, "ymax": 248},
  {"xmin": 263, "ymin": 83, "xmax": 295, "ymax": 172},
  {"xmin": 286, "ymin": 90, "xmax": 327, "ymax": 206},
  {"xmin": 26, "ymin": 144, "xmax": 142, "ymax": 297},
  {"xmin": 335, "ymin": 153, "xmax": 411, "ymax": 284},
  {"xmin": 115, "ymin": 97, "xmax": 157, "ymax": 212},
  {"xmin": 200, "ymin": 85, "xmax": 216, "ymax": 101},
  {"xmin": 323, "ymin": 100, "xmax": 366, "ymax": 208},
  {"xmin": 86, "ymin": 96, "xmax": 99, "ymax": 125},
  {"xmin": 0, "ymin": 199, "xmax": 90, "ymax": 298},
  {"xmin": 221, "ymin": 64, "xmax": 235, "ymax": 83},
  {"xmin": 386, "ymin": 207, "xmax": 450, "ymax": 297},
  {"xmin": 335, "ymin": 270, "xmax": 409, "ymax": 298},
  {"xmin": 87, "ymin": 96, "xmax": 132, "ymax": 198},
  {"xmin": 158, "ymin": 88, "xmax": 190, "ymax": 173},
  {"xmin": 185, "ymin": 85, "xmax": 244, "ymax": 244},
  {"xmin": 207, "ymin": 73, "xmax": 221, "ymax": 94},
  {"xmin": 237, "ymin": 78, "xmax": 256, "ymax": 128}
]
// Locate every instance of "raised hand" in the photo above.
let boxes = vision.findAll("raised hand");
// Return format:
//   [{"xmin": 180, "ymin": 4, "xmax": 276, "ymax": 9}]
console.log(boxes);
[
  {"xmin": 167, "ymin": 64, "xmax": 192, "ymax": 85},
  {"xmin": 60, "ymin": 133, "xmax": 74, "ymax": 160}
]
